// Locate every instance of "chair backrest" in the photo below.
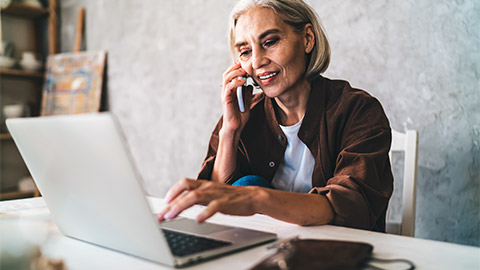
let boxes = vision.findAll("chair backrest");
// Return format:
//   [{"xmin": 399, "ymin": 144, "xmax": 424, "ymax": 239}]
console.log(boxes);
[{"xmin": 386, "ymin": 129, "xmax": 418, "ymax": 237}]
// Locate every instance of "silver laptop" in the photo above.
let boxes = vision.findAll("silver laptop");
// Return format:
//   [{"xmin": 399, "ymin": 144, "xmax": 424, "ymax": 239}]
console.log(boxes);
[{"xmin": 6, "ymin": 113, "xmax": 276, "ymax": 267}]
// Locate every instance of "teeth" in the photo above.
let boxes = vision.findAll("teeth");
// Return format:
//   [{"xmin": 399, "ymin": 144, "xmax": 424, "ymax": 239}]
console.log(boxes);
[{"xmin": 259, "ymin": 72, "xmax": 278, "ymax": 80}]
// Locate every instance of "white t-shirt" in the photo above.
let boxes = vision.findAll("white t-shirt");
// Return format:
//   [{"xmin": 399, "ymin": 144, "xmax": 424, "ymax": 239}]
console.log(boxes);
[{"xmin": 271, "ymin": 117, "xmax": 315, "ymax": 193}]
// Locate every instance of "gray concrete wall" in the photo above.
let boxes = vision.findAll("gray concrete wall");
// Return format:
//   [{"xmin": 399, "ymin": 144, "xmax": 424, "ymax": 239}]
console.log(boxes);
[{"xmin": 59, "ymin": 0, "xmax": 479, "ymax": 246}]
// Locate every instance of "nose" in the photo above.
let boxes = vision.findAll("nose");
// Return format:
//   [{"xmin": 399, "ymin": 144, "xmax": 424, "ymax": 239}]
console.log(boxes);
[{"xmin": 251, "ymin": 47, "xmax": 268, "ymax": 70}]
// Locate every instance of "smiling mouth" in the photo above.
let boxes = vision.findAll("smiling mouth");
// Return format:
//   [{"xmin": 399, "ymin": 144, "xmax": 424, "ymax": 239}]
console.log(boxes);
[{"xmin": 258, "ymin": 72, "xmax": 278, "ymax": 80}]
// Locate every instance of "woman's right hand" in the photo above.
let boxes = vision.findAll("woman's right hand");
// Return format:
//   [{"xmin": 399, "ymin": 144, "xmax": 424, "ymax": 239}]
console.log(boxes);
[
  {"xmin": 211, "ymin": 62, "xmax": 254, "ymax": 182},
  {"xmin": 221, "ymin": 62, "xmax": 253, "ymax": 138}
]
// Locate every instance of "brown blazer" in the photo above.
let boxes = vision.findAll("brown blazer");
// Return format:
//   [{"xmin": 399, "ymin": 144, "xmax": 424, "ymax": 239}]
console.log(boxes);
[{"xmin": 198, "ymin": 75, "xmax": 394, "ymax": 232}]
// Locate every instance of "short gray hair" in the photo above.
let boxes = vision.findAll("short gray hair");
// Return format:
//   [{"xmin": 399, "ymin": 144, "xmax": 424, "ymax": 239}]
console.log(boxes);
[{"xmin": 228, "ymin": 0, "xmax": 330, "ymax": 80}]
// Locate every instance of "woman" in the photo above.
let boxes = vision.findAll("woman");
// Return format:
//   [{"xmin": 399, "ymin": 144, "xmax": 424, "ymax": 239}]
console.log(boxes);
[{"xmin": 158, "ymin": 0, "xmax": 393, "ymax": 231}]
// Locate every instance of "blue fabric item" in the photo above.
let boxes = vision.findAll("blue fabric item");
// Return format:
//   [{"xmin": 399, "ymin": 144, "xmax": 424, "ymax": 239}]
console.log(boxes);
[{"xmin": 232, "ymin": 175, "xmax": 273, "ymax": 189}]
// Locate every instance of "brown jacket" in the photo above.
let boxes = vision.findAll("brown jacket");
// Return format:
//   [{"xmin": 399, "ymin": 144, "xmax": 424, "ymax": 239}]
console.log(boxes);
[{"xmin": 198, "ymin": 75, "xmax": 394, "ymax": 231}]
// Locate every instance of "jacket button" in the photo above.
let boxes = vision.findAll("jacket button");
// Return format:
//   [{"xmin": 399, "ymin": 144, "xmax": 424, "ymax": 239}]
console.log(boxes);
[
  {"xmin": 278, "ymin": 135, "xmax": 283, "ymax": 141},
  {"xmin": 269, "ymin": 161, "xmax": 275, "ymax": 167}
]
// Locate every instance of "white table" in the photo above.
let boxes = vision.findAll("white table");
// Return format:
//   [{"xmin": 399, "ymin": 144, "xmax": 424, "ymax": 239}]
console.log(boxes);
[{"xmin": 1, "ymin": 197, "xmax": 479, "ymax": 269}]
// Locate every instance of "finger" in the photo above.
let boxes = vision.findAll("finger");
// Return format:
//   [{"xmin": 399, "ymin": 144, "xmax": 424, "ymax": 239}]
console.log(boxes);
[
  {"xmin": 223, "ymin": 77, "xmax": 246, "ymax": 103},
  {"xmin": 225, "ymin": 68, "xmax": 246, "ymax": 84},
  {"xmin": 157, "ymin": 206, "xmax": 170, "ymax": 222},
  {"xmin": 157, "ymin": 204, "xmax": 171, "ymax": 222},
  {"xmin": 157, "ymin": 190, "xmax": 189, "ymax": 222},
  {"xmin": 159, "ymin": 179, "xmax": 215, "ymax": 221},
  {"xmin": 196, "ymin": 200, "xmax": 222, "ymax": 223},
  {"xmin": 223, "ymin": 75, "xmax": 246, "ymax": 98},
  {"xmin": 163, "ymin": 189, "xmax": 207, "ymax": 221},
  {"xmin": 222, "ymin": 62, "xmax": 241, "ymax": 79},
  {"xmin": 164, "ymin": 178, "xmax": 199, "ymax": 203},
  {"xmin": 223, "ymin": 68, "xmax": 246, "ymax": 89}
]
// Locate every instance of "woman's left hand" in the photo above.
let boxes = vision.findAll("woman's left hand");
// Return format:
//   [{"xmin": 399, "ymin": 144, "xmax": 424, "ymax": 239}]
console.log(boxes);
[{"xmin": 157, "ymin": 178, "xmax": 261, "ymax": 223}]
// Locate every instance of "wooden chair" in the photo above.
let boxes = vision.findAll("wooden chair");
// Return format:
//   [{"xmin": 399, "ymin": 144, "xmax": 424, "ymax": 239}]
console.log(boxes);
[{"xmin": 386, "ymin": 129, "xmax": 419, "ymax": 237}]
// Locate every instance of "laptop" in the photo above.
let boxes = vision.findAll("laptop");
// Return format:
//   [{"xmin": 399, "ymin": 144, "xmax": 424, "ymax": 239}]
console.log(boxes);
[{"xmin": 6, "ymin": 113, "xmax": 276, "ymax": 267}]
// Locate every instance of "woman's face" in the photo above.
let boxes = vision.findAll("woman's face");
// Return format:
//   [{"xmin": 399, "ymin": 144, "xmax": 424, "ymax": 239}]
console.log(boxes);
[{"xmin": 234, "ymin": 7, "xmax": 314, "ymax": 98}]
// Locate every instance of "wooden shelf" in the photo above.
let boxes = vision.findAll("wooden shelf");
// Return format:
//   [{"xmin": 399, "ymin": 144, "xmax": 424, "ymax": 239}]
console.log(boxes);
[
  {"xmin": 0, "ymin": 133, "xmax": 12, "ymax": 140},
  {"xmin": 0, "ymin": 190, "xmax": 37, "ymax": 201},
  {"xmin": 1, "ymin": 0, "xmax": 55, "ymax": 203},
  {"xmin": 0, "ymin": 68, "xmax": 44, "ymax": 79},
  {"xmin": 1, "ymin": 2, "xmax": 49, "ymax": 18}
]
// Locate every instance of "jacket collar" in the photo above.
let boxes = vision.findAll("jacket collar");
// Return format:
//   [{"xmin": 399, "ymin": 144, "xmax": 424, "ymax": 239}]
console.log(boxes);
[{"xmin": 300, "ymin": 76, "xmax": 327, "ymax": 144}]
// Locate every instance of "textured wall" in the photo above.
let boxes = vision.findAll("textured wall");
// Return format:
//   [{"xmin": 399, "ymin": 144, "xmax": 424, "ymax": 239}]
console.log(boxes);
[{"xmin": 60, "ymin": 0, "xmax": 479, "ymax": 246}]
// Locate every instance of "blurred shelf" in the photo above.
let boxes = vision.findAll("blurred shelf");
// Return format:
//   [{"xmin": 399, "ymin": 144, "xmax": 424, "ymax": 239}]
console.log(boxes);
[
  {"xmin": 1, "ymin": 2, "xmax": 49, "ymax": 18},
  {"xmin": 1, "ymin": 0, "xmax": 54, "ymax": 204},
  {"xmin": 0, "ymin": 68, "xmax": 44, "ymax": 79},
  {"xmin": 0, "ymin": 190, "xmax": 37, "ymax": 201},
  {"xmin": 0, "ymin": 133, "xmax": 12, "ymax": 140}
]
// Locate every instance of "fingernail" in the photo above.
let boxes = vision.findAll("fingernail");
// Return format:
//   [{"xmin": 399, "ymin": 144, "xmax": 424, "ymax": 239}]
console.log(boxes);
[
  {"xmin": 196, "ymin": 214, "xmax": 205, "ymax": 223},
  {"xmin": 164, "ymin": 210, "xmax": 176, "ymax": 221}
]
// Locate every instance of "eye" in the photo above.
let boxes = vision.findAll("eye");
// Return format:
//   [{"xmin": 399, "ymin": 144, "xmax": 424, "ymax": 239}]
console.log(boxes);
[
  {"xmin": 239, "ymin": 50, "xmax": 251, "ymax": 58},
  {"xmin": 263, "ymin": 38, "xmax": 279, "ymax": 48}
]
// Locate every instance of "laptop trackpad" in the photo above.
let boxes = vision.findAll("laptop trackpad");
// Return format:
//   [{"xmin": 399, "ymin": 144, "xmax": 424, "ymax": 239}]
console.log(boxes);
[{"xmin": 160, "ymin": 218, "xmax": 232, "ymax": 235}]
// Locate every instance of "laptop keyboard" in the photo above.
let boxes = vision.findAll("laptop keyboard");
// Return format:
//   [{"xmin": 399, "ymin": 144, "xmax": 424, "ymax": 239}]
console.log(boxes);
[{"xmin": 162, "ymin": 229, "xmax": 232, "ymax": 257}]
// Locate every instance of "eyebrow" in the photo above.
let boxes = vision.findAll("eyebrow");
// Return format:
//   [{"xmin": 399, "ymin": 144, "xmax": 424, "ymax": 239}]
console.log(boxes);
[{"xmin": 234, "ymin": 29, "xmax": 281, "ymax": 49}]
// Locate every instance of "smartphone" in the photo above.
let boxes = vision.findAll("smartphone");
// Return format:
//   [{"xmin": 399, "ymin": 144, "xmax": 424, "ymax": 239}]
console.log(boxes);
[
  {"xmin": 237, "ymin": 76, "xmax": 246, "ymax": 112},
  {"xmin": 237, "ymin": 75, "xmax": 261, "ymax": 113}
]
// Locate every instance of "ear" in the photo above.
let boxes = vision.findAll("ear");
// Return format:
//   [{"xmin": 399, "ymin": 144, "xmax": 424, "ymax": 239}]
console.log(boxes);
[{"xmin": 303, "ymin": 23, "xmax": 315, "ymax": 54}]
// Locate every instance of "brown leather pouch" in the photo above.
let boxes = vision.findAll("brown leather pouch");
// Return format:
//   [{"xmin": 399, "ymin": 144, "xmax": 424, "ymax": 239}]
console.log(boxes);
[
  {"xmin": 250, "ymin": 238, "xmax": 415, "ymax": 270},
  {"xmin": 251, "ymin": 237, "xmax": 415, "ymax": 270},
  {"xmin": 250, "ymin": 238, "xmax": 373, "ymax": 270}
]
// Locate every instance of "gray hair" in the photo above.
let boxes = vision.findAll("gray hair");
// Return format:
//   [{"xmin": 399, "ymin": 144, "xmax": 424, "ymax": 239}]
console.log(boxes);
[{"xmin": 228, "ymin": 0, "xmax": 330, "ymax": 80}]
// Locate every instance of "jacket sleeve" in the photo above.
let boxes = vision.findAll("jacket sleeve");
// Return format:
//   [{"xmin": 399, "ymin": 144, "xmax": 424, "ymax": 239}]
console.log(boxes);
[
  {"xmin": 310, "ymin": 95, "xmax": 393, "ymax": 231},
  {"xmin": 197, "ymin": 117, "xmax": 243, "ymax": 184}
]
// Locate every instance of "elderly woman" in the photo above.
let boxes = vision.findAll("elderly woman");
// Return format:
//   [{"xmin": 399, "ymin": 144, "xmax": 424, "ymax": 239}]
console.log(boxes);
[{"xmin": 159, "ymin": 0, "xmax": 393, "ymax": 231}]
